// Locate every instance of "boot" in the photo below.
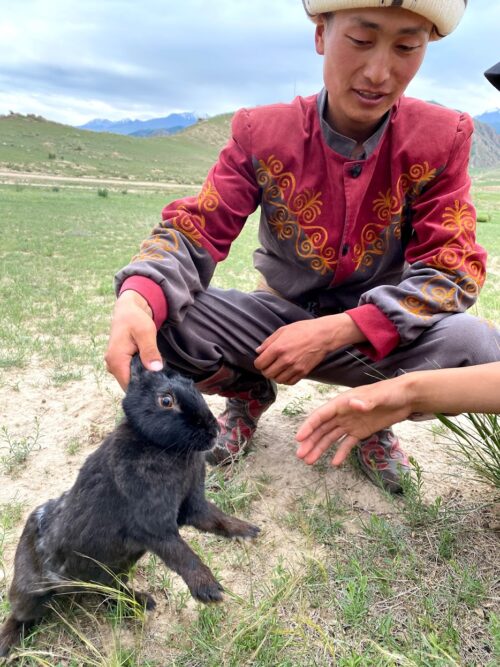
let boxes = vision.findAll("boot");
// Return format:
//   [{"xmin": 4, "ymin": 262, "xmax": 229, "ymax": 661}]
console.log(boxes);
[
  {"xmin": 195, "ymin": 366, "xmax": 277, "ymax": 466},
  {"xmin": 356, "ymin": 428, "xmax": 411, "ymax": 494}
]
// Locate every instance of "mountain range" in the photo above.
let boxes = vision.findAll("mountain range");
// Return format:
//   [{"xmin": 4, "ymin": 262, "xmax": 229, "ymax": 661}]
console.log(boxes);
[
  {"xmin": 474, "ymin": 108, "xmax": 500, "ymax": 134},
  {"xmin": 77, "ymin": 111, "xmax": 200, "ymax": 137},
  {"xmin": 77, "ymin": 108, "xmax": 500, "ymax": 138}
]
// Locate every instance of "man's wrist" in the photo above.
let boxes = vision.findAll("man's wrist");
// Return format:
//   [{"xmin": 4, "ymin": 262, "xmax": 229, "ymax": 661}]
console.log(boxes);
[
  {"xmin": 337, "ymin": 313, "xmax": 367, "ymax": 347},
  {"xmin": 118, "ymin": 289, "xmax": 153, "ymax": 319}
]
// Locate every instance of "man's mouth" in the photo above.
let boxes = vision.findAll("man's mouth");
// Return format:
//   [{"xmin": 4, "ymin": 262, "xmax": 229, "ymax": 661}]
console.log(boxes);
[{"xmin": 354, "ymin": 89, "xmax": 386, "ymax": 100}]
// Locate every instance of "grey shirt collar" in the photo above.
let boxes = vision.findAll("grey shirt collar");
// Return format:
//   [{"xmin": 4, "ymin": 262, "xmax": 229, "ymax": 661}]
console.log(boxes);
[{"xmin": 317, "ymin": 87, "xmax": 390, "ymax": 160}]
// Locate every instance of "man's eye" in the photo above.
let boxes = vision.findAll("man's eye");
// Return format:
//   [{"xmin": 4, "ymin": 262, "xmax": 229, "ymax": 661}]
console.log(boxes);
[
  {"xmin": 398, "ymin": 44, "xmax": 420, "ymax": 53},
  {"xmin": 159, "ymin": 393, "xmax": 174, "ymax": 409},
  {"xmin": 348, "ymin": 36, "xmax": 370, "ymax": 46}
]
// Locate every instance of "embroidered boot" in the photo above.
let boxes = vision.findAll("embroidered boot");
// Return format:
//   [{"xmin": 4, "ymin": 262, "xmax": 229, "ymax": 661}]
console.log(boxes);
[
  {"xmin": 356, "ymin": 428, "xmax": 411, "ymax": 494},
  {"xmin": 195, "ymin": 366, "xmax": 277, "ymax": 466}
]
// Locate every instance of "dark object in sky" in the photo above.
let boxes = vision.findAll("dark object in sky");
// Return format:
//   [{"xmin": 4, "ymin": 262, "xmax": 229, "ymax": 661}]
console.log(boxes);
[{"xmin": 484, "ymin": 62, "xmax": 500, "ymax": 91}]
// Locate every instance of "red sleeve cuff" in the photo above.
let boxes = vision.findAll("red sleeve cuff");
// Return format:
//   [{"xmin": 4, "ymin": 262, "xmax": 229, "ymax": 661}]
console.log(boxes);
[
  {"xmin": 345, "ymin": 304, "xmax": 400, "ymax": 361},
  {"xmin": 119, "ymin": 277, "xmax": 168, "ymax": 330}
]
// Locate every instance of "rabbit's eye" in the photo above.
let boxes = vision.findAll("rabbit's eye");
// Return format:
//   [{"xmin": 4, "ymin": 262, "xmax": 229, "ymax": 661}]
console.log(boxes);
[{"xmin": 159, "ymin": 393, "xmax": 174, "ymax": 409}]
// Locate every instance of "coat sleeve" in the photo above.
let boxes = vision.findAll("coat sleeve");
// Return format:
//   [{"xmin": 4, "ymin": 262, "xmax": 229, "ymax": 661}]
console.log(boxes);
[
  {"xmin": 114, "ymin": 109, "xmax": 260, "ymax": 325},
  {"xmin": 346, "ymin": 113, "xmax": 486, "ymax": 361}
]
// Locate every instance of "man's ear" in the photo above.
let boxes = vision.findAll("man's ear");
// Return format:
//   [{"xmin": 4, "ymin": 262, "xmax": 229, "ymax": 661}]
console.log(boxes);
[{"xmin": 315, "ymin": 21, "xmax": 326, "ymax": 55}]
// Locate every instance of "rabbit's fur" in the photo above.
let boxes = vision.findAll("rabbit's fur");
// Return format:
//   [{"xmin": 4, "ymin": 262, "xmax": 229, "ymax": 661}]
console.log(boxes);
[{"xmin": 0, "ymin": 357, "xmax": 259, "ymax": 657}]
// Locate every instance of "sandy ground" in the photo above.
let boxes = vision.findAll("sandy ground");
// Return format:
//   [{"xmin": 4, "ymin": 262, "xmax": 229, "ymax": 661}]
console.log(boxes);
[
  {"xmin": 1, "ymin": 359, "xmax": 498, "ymax": 660},
  {"xmin": 0, "ymin": 169, "xmax": 199, "ymax": 191},
  {"xmin": 1, "ymin": 359, "xmax": 494, "ymax": 536}
]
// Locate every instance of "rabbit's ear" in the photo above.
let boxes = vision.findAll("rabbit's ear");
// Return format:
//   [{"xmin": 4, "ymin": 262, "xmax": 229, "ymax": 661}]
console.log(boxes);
[
  {"xmin": 164, "ymin": 364, "xmax": 180, "ymax": 379},
  {"xmin": 130, "ymin": 354, "xmax": 145, "ymax": 381}
]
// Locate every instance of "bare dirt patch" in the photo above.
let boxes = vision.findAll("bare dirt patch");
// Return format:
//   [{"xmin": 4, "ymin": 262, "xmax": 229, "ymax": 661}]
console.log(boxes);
[{"xmin": 1, "ymin": 362, "xmax": 498, "ymax": 662}]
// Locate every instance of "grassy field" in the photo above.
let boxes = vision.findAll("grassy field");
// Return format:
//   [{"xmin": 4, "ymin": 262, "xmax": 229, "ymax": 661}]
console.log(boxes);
[
  {"xmin": 0, "ymin": 185, "xmax": 259, "ymax": 374},
  {"xmin": 0, "ymin": 176, "xmax": 499, "ymax": 666}
]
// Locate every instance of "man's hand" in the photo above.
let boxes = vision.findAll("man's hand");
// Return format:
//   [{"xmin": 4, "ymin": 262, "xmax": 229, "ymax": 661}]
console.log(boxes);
[
  {"xmin": 105, "ymin": 290, "xmax": 163, "ymax": 390},
  {"xmin": 253, "ymin": 314, "xmax": 366, "ymax": 385}
]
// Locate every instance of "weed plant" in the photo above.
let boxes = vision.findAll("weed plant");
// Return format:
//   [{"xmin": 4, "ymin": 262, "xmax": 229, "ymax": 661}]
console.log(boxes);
[
  {"xmin": 282, "ymin": 395, "xmax": 312, "ymax": 417},
  {"xmin": 0, "ymin": 420, "xmax": 41, "ymax": 475},
  {"xmin": 437, "ymin": 412, "xmax": 500, "ymax": 488}
]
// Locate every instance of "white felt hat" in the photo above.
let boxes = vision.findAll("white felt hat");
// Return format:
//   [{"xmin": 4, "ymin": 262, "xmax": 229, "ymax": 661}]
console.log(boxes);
[{"xmin": 302, "ymin": 1, "xmax": 467, "ymax": 38}]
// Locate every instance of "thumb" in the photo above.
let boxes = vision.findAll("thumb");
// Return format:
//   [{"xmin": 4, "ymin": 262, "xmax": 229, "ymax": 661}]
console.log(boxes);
[
  {"xmin": 139, "ymin": 343, "xmax": 163, "ymax": 372},
  {"xmin": 133, "ymin": 321, "xmax": 164, "ymax": 372}
]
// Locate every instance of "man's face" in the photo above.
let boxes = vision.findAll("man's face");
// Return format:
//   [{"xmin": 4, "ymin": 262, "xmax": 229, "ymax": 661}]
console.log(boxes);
[{"xmin": 316, "ymin": 8, "xmax": 432, "ymax": 142}]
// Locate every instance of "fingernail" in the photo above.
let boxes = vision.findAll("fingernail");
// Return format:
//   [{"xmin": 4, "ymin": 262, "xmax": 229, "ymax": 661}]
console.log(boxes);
[{"xmin": 150, "ymin": 360, "xmax": 163, "ymax": 371}]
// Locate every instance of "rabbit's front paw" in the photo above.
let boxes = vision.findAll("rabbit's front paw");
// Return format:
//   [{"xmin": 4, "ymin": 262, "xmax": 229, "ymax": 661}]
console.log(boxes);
[
  {"xmin": 189, "ymin": 572, "xmax": 224, "ymax": 603},
  {"xmin": 225, "ymin": 517, "xmax": 261, "ymax": 540}
]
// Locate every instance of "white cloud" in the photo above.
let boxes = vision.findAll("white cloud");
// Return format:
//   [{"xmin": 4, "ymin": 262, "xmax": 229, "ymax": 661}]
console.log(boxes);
[{"xmin": 0, "ymin": 0, "xmax": 497, "ymax": 125}]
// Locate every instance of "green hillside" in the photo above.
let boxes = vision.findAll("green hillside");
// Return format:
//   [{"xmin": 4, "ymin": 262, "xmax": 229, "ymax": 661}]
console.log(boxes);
[{"xmin": 0, "ymin": 112, "xmax": 232, "ymax": 184}]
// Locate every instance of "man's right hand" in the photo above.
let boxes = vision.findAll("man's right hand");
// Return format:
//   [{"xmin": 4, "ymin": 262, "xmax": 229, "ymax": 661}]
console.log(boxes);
[{"xmin": 104, "ymin": 290, "xmax": 163, "ymax": 390}]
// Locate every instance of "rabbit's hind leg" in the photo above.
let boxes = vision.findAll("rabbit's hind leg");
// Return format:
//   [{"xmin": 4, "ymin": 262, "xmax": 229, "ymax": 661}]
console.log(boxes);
[
  {"xmin": 0, "ymin": 592, "xmax": 51, "ymax": 659},
  {"xmin": 0, "ymin": 614, "xmax": 26, "ymax": 658},
  {"xmin": 123, "ymin": 586, "xmax": 156, "ymax": 611}
]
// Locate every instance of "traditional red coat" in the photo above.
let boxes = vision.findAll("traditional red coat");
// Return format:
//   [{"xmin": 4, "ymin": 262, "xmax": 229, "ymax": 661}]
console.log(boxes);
[{"xmin": 117, "ymin": 92, "xmax": 485, "ymax": 361}]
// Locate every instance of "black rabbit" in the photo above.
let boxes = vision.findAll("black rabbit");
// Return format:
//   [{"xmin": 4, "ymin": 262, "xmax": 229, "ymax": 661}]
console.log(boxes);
[{"xmin": 0, "ymin": 357, "xmax": 259, "ymax": 657}]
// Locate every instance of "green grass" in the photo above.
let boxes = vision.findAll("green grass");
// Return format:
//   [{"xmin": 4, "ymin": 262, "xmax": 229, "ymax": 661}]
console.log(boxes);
[
  {"xmin": 0, "ymin": 185, "xmax": 258, "ymax": 372},
  {"xmin": 436, "ymin": 413, "xmax": 500, "ymax": 488}
]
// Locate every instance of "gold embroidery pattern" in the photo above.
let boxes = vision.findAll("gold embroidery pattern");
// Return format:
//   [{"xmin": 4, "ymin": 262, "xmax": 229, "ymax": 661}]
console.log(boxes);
[
  {"xmin": 400, "ymin": 200, "xmax": 485, "ymax": 319},
  {"xmin": 400, "ymin": 271, "xmax": 480, "ymax": 320},
  {"xmin": 168, "ymin": 180, "xmax": 220, "ymax": 247},
  {"xmin": 132, "ymin": 232, "xmax": 180, "ymax": 262},
  {"xmin": 430, "ymin": 200, "xmax": 485, "ymax": 288},
  {"xmin": 256, "ymin": 156, "xmax": 334, "ymax": 274},
  {"xmin": 353, "ymin": 162, "xmax": 437, "ymax": 271},
  {"xmin": 133, "ymin": 180, "xmax": 220, "ymax": 261}
]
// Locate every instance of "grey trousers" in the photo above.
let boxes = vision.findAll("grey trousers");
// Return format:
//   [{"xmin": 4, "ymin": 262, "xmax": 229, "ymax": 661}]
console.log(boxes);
[{"xmin": 157, "ymin": 287, "xmax": 500, "ymax": 390}]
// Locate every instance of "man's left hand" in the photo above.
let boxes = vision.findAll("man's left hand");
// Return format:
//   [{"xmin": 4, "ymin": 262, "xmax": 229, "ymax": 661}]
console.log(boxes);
[{"xmin": 254, "ymin": 314, "xmax": 365, "ymax": 385}]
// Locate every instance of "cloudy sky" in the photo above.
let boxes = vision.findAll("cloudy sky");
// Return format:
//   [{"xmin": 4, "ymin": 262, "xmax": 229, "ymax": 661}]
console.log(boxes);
[{"xmin": 0, "ymin": 0, "xmax": 498, "ymax": 126}]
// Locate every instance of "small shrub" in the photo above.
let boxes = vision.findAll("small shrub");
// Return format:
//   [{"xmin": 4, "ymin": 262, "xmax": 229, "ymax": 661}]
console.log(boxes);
[
  {"xmin": 437, "ymin": 412, "xmax": 500, "ymax": 488},
  {"xmin": 282, "ymin": 395, "xmax": 311, "ymax": 417},
  {"xmin": 48, "ymin": 152, "xmax": 56, "ymax": 160},
  {"xmin": 0, "ymin": 420, "xmax": 41, "ymax": 475},
  {"xmin": 476, "ymin": 212, "xmax": 491, "ymax": 223},
  {"xmin": 97, "ymin": 188, "xmax": 109, "ymax": 198}
]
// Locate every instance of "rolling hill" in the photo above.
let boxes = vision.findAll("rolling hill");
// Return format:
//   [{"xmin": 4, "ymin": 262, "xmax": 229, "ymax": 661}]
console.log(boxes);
[{"xmin": 0, "ymin": 112, "xmax": 231, "ymax": 184}]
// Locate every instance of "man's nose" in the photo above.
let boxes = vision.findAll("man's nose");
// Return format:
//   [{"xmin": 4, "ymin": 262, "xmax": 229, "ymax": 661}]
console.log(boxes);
[{"xmin": 363, "ymin": 49, "xmax": 391, "ymax": 86}]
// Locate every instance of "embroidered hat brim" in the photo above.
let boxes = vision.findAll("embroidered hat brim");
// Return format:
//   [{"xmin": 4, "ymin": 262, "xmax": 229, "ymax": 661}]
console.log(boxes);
[{"xmin": 302, "ymin": 1, "xmax": 467, "ymax": 38}]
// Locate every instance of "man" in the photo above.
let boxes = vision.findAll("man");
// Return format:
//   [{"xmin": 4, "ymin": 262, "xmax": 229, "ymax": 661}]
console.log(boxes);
[
  {"xmin": 295, "ymin": 58, "xmax": 500, "ymax": 468},
  {"xmin": 105, "ymin": 1, "xmax": 500, "ymax": 493}
]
